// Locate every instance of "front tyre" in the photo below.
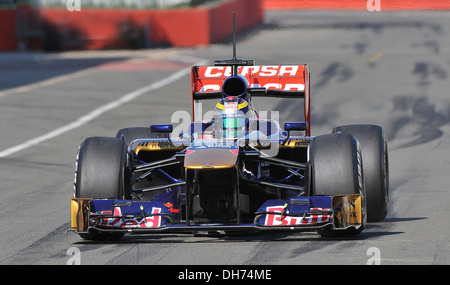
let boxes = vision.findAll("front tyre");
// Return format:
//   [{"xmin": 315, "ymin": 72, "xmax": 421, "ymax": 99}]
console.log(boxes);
[
  {"xmin": 308, "ymin": 133, "xmax": 366, "ymax": 237},
  {"xmin": 74, "ymin": 137, "xmax": 127, "ymax": 240},
  {"xmin": 333, "ymin": 125, "xmax": 389, "ymax": 222}
]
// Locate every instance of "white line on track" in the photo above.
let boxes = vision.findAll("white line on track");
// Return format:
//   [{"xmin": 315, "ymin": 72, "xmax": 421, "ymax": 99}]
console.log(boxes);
[
  {"xmin": 0, "ymin": 60, "xmax": 206, "ymax": 158},
  {"xmin": 0, "ymin": 68, "xmax": 94, "ymax": 98}
]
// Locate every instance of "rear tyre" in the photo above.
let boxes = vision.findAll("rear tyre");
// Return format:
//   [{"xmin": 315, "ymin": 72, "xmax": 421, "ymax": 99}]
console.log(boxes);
[
  {"xmin": 74, "ymin": 137, "xmax": 126, "ymax": 240},
  {"xmin": 308, "ymin": 133, "xmax": 366, "ymax": 237},
  {"xmin": 332, "ymin": 125, "xmax": 389, "ymax": 222}
]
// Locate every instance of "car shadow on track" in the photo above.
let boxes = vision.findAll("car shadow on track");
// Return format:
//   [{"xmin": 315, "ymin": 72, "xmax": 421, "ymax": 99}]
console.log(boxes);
[{"xmin": 70, "ymin": 219, "xmax": 424, "ymax": 244}]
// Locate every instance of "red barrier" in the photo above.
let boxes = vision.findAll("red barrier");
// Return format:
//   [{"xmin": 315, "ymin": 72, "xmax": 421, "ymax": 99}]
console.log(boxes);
[
  {"xmin": 0, "ymin": 0, "xmax": 263, "ymax": 51},
  {"xmin": 39, "ymin": 0, "xmax": 263, "ymax": 50},
  {"xmin": 0, "ymin": 10, "xmax": 17, "ymax": 50},
  {"xmin": 264, "ymin": 0, "xmax": 450, "ymax": 10},
  {"xmin": 2, "ymin": 0, "xmax": 450, "ymax": 51}
]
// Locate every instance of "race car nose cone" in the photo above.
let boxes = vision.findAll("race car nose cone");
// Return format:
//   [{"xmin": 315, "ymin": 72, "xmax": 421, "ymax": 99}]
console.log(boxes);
[{"xmin": 184, "ymin": 148, "xmax": 238, "ymax": 169}]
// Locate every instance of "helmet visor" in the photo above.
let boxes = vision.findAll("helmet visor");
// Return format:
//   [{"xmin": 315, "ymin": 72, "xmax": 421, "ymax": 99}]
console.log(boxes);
[{"xmin": 222, "ymin": 118, "xmax": 246, "ymax": 129}]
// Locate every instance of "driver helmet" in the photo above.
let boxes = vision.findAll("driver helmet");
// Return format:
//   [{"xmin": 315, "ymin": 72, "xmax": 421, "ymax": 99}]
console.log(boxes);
[{"xmin": 213, "ymin": 96, "xmax": 250, "ymax": 139}]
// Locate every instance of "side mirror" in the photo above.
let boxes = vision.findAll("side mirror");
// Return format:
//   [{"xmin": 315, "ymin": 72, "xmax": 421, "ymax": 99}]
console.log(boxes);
[
  {"xmin": 150, "ymin": 124, "xmax": 173, "ymax": 138},
  {"xmin": 284, "ymin": 122, "xmax": 308, "ymax": 137}
]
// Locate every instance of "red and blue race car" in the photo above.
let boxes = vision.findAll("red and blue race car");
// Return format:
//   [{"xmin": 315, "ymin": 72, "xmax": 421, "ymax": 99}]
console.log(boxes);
[{"xmin": 70, "ymin": 46, "xmax": 388, "ymax": 240}]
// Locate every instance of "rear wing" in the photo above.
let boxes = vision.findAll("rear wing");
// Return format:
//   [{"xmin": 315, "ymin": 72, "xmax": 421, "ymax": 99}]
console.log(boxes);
[{"xmin": 191, "ymin": 64, "xmax": 311, "ymax": 136}]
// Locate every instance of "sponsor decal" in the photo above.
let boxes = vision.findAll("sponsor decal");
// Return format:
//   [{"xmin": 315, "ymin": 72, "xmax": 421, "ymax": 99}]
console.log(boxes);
[
  {"xmin": 264, "ymin": 205, "xmax": 332, "ymax": 226},
  {"xmin": 99, "ymin": 207, "xmax": 162, "ymax": 228},
  {"xmin": 224, "ymin": 102, "xmax": 238, "ymax": 111},
  {"xmin": 164, "ymin": 202, "xmax": 181, "ymax": 213},
  {"xmin": 203, "ymin": 65, "xmax": 300, "ymax": 78},
  {"xmin": 194, "ymin": 65, "xmax": 306, "ymax": 93}
]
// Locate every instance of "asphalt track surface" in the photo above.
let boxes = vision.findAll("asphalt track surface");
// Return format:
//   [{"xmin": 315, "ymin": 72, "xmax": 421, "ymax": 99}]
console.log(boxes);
[{"xmin": 0, "ymin": 10, "xmax": 449, "ymax": 265}]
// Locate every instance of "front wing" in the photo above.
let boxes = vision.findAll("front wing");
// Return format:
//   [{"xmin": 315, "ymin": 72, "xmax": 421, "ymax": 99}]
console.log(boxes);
[{"xmin": 70, "ymin": 194, "xmax": 363, "ymax": 235}]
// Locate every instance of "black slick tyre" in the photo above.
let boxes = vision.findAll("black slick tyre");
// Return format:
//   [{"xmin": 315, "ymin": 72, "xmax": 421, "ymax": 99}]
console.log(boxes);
[
  {"xmin": 333, "ymin": 124, "xmax": 389, "ymax": 222},
  {"xmin": 74, "ymin": 137, "xmax": 126, "ymax": 240},
  {"xmin": 308, "ymin": 133, "xmax": 366, "ymax": 237}
]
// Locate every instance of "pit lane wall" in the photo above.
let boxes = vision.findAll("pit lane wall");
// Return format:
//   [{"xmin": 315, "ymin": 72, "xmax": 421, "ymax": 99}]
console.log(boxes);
[
  {"xmin": 0, "ymin": 0, "xmax": 263, "ymax": 51},
  {"xmin": 2, "ymin": 1, "xmax": 449, "ymax": 52},
  {"xmin": 263, "ymin": 0, "xmax": 450, "ymax": 10},
  {"xmin": 0, "ymin": 9, "xmax": 16, "ymax": 51}
]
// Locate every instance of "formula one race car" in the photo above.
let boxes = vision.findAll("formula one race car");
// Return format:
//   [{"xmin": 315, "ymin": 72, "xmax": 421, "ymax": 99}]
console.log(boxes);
[{"xmin": 70, "ymin": 36, "xmax": 388, "ymax": 241}]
